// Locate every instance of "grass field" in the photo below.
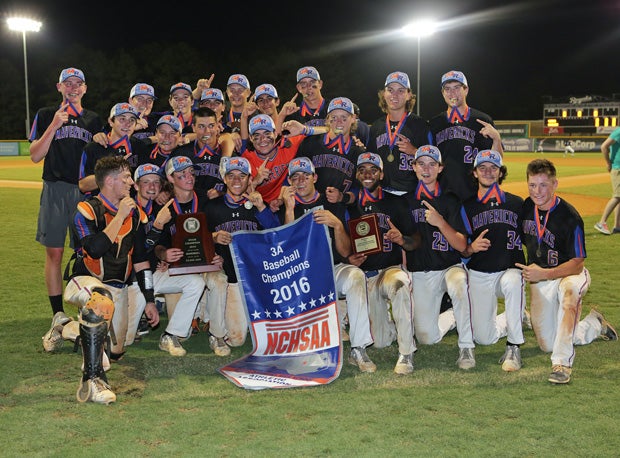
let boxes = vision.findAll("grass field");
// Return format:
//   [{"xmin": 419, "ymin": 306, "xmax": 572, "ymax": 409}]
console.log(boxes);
[{"xmin": 1, "ymin": 153, "xmax": 619, "ymax": 457}]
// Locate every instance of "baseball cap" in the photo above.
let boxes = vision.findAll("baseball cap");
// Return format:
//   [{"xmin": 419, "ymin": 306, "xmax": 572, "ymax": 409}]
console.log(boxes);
[
  {"xmin": 414, "ymin": 145, "xmax": 442, "ymax": 163},
  {"xmin": 296, "ymin": 66, "xmax": 320, "ymax": 82},
  {"xmin": 441, "ymin": 70, "xmax": 468, "ymax": 88},
  {"xmin": 109, "ymin": 103, "xmax": 139, "ymax": 119},
  {"xmin": 385, "ymin": 71, "xmax": 411, "ymax": 89},
  {"xmin": 165, "ymin": 156, "xmax": 199, "ymax": 176},
  {"xmin": 156, "ymin": 114, "xmax": 182, "ymax": 133},
  {"xmin": 169, "ymin": 82, "xmax": 193, "ymax": 96},
  {"xmin": 130, "ymin": 83, "xmax": 156, "ymax": 99},
  {"xmin": 357, "ymin": 152, "xmax": 383, "ymax": 170},
  {"xmin": 227, "ymin": 74, "xmax": 250, "ymax": 89},
  {"xmin": 249, "ymin": 114, "xmax": 276, "ymax": 135},
  {"xmin": 473, "ymin": 149, "xmax": 503, "ymax": 168},
  {"xmin": 134, "ymin": 163, "xmax": 162, "ymax": 182},
  {"xmin": 288, "ymin": 157, "xmax": 315, "ymax": 176},
  {"xmin": 327, "ymin": 97, "xmax": 355, "ymax": 115},
  {"xmin": 200, "ymin": 88, "xmax": 224, "ymax": 102},
  {"xmin": 254, "ymin": 84, "xmax": 278, "ymax": 100},
  {"xmin": 59, "ymin": 67, "xmax": 85, "ymax": 83},
  {"xmin": 220, "ymin": 156, "xmax": 251, "ymax": 177}
]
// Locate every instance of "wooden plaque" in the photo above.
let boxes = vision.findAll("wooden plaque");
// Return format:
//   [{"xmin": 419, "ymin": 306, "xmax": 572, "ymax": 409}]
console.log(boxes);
[
  {"xmin": 348, "ymin": 213, "xmax": 382, "ymax": 255},
  {"xmin": 169, "ymin": 212, "xmax": 219, "ymax": 275}
]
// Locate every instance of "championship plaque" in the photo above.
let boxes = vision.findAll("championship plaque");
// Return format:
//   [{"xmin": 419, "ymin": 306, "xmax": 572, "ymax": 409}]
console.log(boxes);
[
  {"xmin": 169, "ymin": 212, "xmax": 219, "ymax": 275},
  {"xmin": 348, "ymin": 214, "xmax": 382, "ymax": 255}
]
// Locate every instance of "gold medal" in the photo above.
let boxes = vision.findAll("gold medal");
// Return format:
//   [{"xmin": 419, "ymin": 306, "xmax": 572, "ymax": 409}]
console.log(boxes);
[{"xmin": 387, "ymin": 153, "xmax": 394, "ymax": 163}]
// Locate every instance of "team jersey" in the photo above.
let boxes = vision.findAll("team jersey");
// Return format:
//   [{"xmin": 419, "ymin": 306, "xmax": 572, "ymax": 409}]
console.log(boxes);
[
  {"xmin": 367, "ymin": 113, "xmax": 433, "ymax": 193},
  {"xmin": 460, "ymin": 184, "xmax": 525, "ymax": 272},
  {"xmin": 173, "ymin": 141, "xmax": 228, "ymax": 198},
  {"xmin": 29, "ymin": 105, "xmax": 103, "ymax": 184},
  {"xmin": 297, "ymin": 134, "xmax": 365, "ymax": 195},
  {"xmin": 70, "ymin": 194, "xmax": 149, "ymax": 285},
  {"xmin": 403, "ymin": 183, "xmax": 465, "ymax": 272},
  {"xmin": 79, "ymin": 136, "xmax": 150, "ymax": 182},
  {"xmin": 285, "ymin": 98, "xmax": 327, "ymax": 127},
  {"xmin": 428, "ymin": 107, "xmax": 495, "ymax": 201},
  {"xmin": 222, "ymin": 108, "xmax": 243, "ymax": 133},
  {"xmin": 131, "ymin": 113, "xmax": 160, "ymax": 142},
  {"xmin": 136, "ymin": 144, "xmax": 178, "ymax": 169},
  {"xmin": 202, "ymin": 196, "xmax": 280, "ymax": 282},
  {"xmin": 242, "ymin": 135, "xmax": 305, "ymax": 204},
  {"xmin": 349, "ymin": 188, "xmax": 412, "ymax": 272},
  {"xmin": 520, "ymin": 196, "xmax": 586, "ymax": 268}
]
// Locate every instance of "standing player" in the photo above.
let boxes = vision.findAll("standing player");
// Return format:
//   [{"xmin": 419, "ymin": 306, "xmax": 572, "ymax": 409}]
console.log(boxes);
[
  {"xmin": 128, "ymin": 83, "xmax": 159, "ymax": 142},
  {"xmin": 280, "ymin": 157, "xmax": 376, "ymax": 373},
  {"xmin": 428, "ymin": 70, "xmax": 503, "ymax": 202},
  {"xmin": 348, "ymin": 153, "xmax": 417, "ymax": 374},
  {"xmin": 516, "ymin": 159, "xmax": 617, "ymax": 384},
  {"xmin": 460, "ymin": 150, "xmax": 526, "ymax": 371},
  {"xmin": 367, "ymin": 71, "xmax": 432, "ymax": 193},
  {"xmin": 223, "ymin": 74, "xmax": 251, "ymax": 134},
  {"xmin": 402, "ymin": 145, "xmax": 476, "ymax": 370},
  {"xmin": 31, "ymin": 67, "xmax": 104, "ymax": 351},
  {"xmin": 594, "ymin": 126, "xmax": 620, "ymax": 234},
  {"xmin": 285, "ymin": 66, "xmax": 327, "ymax": 128},
  {"xmin": 536, "ymin": 138, "xmax": 545, "ymax": 154}
]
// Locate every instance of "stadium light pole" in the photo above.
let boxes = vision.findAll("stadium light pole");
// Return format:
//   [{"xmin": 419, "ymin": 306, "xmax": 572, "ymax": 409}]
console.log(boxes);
[
  {"xmin": 7, "ymin": 17, "xmax": 42, "ymax": 138},
  {"xmin": 401, "ymin": 19, "xmax": 437, "ymax": 116}
]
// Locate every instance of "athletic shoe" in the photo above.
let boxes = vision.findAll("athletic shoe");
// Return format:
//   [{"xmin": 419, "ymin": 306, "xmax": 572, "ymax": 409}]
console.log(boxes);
[
  {"xmin": 42, "ymin": 311, "xmax": 73, "ymax": 352},
  {"xmin": 589, "ymin": 309, "xmax": 618, "ymax": 341},
  {"xmin": 76, "ymin": 377, "xmax": 116, "ymax": 404},
  {"xmin": 159, "ymin": 334, "xmax": 187, "ymax": 356},
  {"xmin": 209, "ymin": 334, "xmax": 231, "ymax": 357},
  {"xmin": 349, "ymin": 347, "xmax": 376, "ymax": 373},
  {"xmin": 137, "ymin": 313, "xmax": 150, "ymax": 336},
  {"xmin": 548, "ymin": 365, "xmax": 571, "ymax": 384},
  {"xmin": 498, "ymin": 345, "xmax": 522, "ymax": 372},
  {"xmin": 613, "ymin": 227, "xmax": 620, "ymax": 234},
  {"xmin": 594, "ymin": 222, "xmax": 611, "ymax": 235},
  {"xmin": 522, "ymin": 309, "xmax": 532, "ymax": 330},
  {"xmin": 394, "ymin": 353, "xmax": 414, "ymax": 375},
  {"xmin": 457, "ymin": 348, "xmax": 476, "ymax": 370},
  {"xmin": 61, "ymin": 320, "xmax": 80, "ymax": 342}
]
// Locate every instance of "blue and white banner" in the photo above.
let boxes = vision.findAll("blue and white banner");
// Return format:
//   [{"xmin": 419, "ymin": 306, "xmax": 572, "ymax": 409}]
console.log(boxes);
[{"xmin": 221, "ymin": 210, "xmax": 342, "ymax": 390}]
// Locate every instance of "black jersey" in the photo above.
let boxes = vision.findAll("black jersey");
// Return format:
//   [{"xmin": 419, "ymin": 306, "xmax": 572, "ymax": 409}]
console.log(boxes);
[
  {"xmin": 136, "ymin": 144, "xmax": 178, "ymax": 169},
  {"xmin": 460, "ymin": 186, "xmax": 525, "ymax": 272},
  {"xmin": 80, "ymin": 136, "xmax": 150, "ymax": 181},
  {"xmin": 428, "ymin": 107, "xmax": 495, "ymax": 201},
  {"xmin": 349, "ymin": 189, "xmax": 412, "ymax": 272},
  {"xmin": 403, "ymin": 183, "xmax": 465, "ymax": 272},
  {"xmin": 131, "ymin": 113, "xmax": 159, "ymax": 142},
  {"xmin": 367, "ymin": 113, "xmax": 433, "ymax": 193},
  {"xmin": 298, "ymin": 134, "xmax": 365, "ymax": 194},
  {"xmin": 284, "ymin": 99, "xmax": 328, "ymax": 128},
  {"xmin": 202, "ymin": 196, "xmax": 280, "ymax": 282},
  {"xmin": 172, "ymin": 141, "xmax": 227, "ymax": 198},
  {"xmin": 520, "ymin": 197, "xmax": 586, "ymax": 268},
  {"xmin": 29, "ymin": 105, "xmax": 103, "ymax": 184}
]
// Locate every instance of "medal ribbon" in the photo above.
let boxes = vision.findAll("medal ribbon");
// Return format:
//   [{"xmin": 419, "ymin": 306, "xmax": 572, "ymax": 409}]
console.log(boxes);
[
  {"xmin": 224, "ymin": 194, "xmax": 249, "ymax": 209},
  {"xmin": 447, "ymin": 105, "xmax": 470, "ymax": 124},
  {"xmin": 300, "ymin": 98, "xmax": 324, "ymax": 117},
  {"xmin": 534, "ymin": 195, "xmax": 560, "ymax": 249},
  {"xmin": 64, "ymin": 101, "xmax": 83, "ymax": 118},
  {"xmin": 172, "ymin": 191, "xmax": 198, "ymax": 214},
  {"xmin": 177, "ymin": 111, "xmax": 192, "ymax": 129},
  {"xmin": 477, "ymin": 182, "xmax": 505, "ymax": 204},
  {"xmin": 358, "ymin": 187, "xmax": 383, "ymax": 206},
  {"xmin": 323, "ymin": 134, "xmax": 351, "ymax": 155},
  {"xmin": 386, "ymin": 113, "xmax": 408, "ymax": 152},
  {"xmin": 149, "ymin": 145, "xmax": 171, "ymax": 160},
  {"xmin": 414, "ymin": 181, "xmax": 440, "ymax": 201},
  {"xmin": 294, "ymin": 191, "xmax": 320, "ymax": 205}
]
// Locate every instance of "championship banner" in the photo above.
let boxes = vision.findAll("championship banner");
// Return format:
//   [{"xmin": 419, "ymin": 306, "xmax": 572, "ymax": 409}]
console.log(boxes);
[{"xmin": 220, "ymin": 210, "xmax": 342, "ymax": 390}]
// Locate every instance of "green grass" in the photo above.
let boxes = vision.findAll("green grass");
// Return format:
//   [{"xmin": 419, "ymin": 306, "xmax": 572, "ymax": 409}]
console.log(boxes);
[{"xmin": 1, "ymin": 156, "xmax": 619, "ymax": 457}]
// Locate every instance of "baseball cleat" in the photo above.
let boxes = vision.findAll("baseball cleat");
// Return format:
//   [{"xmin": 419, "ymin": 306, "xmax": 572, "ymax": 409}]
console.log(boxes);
[
  {"xmin": 394, "ymin": 353, "xmax": 414, "ymax": 375},
  {"xmin": 498, "ymin": 344, "xmax": 522, "ymax": 372},
  {"xmin": 349, "ymin": 347, "xmax": 376, "ymax": 373},
  {"xmin": 76, "ymin": 377, "xmax": 116, "ymax": 404},
  {"xmin": 457, "ymin": 348, "xmax": 476, "ymax": 370},
  {"xmin": 588, "ymin": 309, "xmax": 618, "ymax": 341},
  {"xmin": 159, "ymin": 334, "xmax": 187, "ymax": 356},
  {"xmin": 42, "ymin": 311, "xmax": 73, "ymax": 352},
  {"xmin": 209, "ymin": 334, "xmax": 231, "ymax": 357},
  {"xmin": 548, "ymin": 365, "xmax": 571, "ymax": 384},
  {"xmin": 594, "ymin": 222, "xmax": 611, "ymax": 235}
]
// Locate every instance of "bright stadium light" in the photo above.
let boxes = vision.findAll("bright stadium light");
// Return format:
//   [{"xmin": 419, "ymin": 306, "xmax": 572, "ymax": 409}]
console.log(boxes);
[
  {"xmin": 7, "ymin": 17, "xmax": 42, "ymax": 138},
  {"xmin": 401, "ymin": 19, "xmax": 437, "ymax": 116}
]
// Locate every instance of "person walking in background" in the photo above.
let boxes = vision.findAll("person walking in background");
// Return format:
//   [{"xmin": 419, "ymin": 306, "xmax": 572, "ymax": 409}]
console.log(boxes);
[{"xmin": 594, "ymin": 126, "xmax": 620, "ymax": 235}]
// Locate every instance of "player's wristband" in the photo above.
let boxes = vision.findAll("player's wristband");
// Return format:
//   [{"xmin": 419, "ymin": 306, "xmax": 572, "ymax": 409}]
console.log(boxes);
[{"xmin": 136, "ymin": 269, "xmax": 155, "ymax": 303}]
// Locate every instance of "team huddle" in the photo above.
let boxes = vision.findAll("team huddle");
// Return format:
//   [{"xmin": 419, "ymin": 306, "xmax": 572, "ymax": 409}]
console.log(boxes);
[{"xmin": 32, "ymin": 66, "xmax": 617, "ymax": 404}]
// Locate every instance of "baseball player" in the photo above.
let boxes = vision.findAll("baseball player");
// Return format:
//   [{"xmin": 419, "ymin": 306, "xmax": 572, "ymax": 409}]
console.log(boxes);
[
  {"xmin": 297, "ymin": 96, "xmax": 366, "ymax": 207},
  {"xmin": 128, "ymin": 83, "xmax": 159, "ymax": 142},
  {"xmin": 402, "ymin": 145, "xmax": 476, "ymax": 370},
  {"xmin": 563, "ymin": 139, "xmax": 575, "ymax": 157},
  {"xmin": 166, "ymin": 82, "xmax": 196, "ymax": 139},
  {"xmin": 348, "ymin": 152, "xmax": 416, "ymax": 374},
  {"xmin": 517, "ymin": 159, "xmax": 617, "ymax": 384},
  {"xmin": 32, "ymin": 67, "xmax": 105, "ymax": 351},
  {"xmin": 280, "ymin": 157, "xmax": 376, "ymax": 373},
  {"xmin": 202, "ymin": 157, "xmax": 281, "ymax": 355},
  {"xmin": 64, "ymin": 156, "xmax": 159, "ymax": 403},
  {"xmin": 428, "ymin": 70, "xmax": 503, "ymax": 202},
  {"xmin": 460, "ymin": 150, "xmax": 526, "ymax": 371},
  {"xmin": 224, "ymin": 74, "xmax": 252, "ymax": 134},
  {"xmin": 284, "ymin": 66, "xmax": 327, "ymax": 128},
  {"xmin": 198, "ymin": 88, "xmax": 227, "ymax": 129},
  {"xmin": 367, "ymin": 71, "xmax": 433, "ymax": 193}
]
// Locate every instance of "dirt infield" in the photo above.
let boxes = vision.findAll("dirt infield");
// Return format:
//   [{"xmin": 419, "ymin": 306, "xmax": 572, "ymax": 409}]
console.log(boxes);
[{"xmin": 0, "ymin": 155, "xmax": 611, "ymax": 216}]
